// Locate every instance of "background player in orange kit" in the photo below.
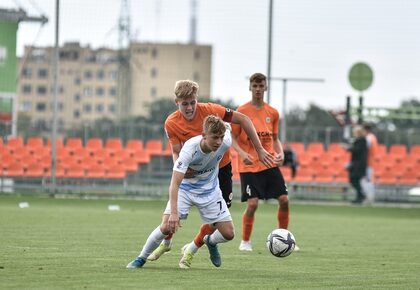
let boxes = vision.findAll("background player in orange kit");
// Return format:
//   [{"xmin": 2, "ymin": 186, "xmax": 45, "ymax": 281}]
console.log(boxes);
[
  {"xmin": 148, "ymin": 79, "xmax": 274, "ymax": 267},
  {"xmin": 232, "ymin": 73, "xmax": 299, "ymax": 252}
]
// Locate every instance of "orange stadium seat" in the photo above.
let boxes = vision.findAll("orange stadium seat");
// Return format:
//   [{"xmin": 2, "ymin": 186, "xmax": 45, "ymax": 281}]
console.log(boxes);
[
  {"xmin": 294, "ymin": 167, "xmax": 314, "ymax": 183},
  {"xmin": 280, "ymin": 166, "xmax": 292, "ymax": 182},
  {"xmin": 334, "ymin": 169, "xmax": 348, "ymax": 184},
  {"xmin": 27, "ymin": 137, "xmax": 44, "ymax": 149},
  {"xmin": 106, "ymin": 165, "xmax": 127, "ymax": 179},
  {"xmin": 389, "ymin": 144, "xmax": 407, "ymax": 159},
  {"xmin": 132, "ymin": 150, "xmax": 151, "ymax": 165},
  {"xmin": 162, "ymin": 142, "xmax": 172, "ymax": 157},
  {"xmin": 145, "ymin": 139, "xmax": 163, "ymax": 156},
  {"xmin": 66, "ymin": 163, "xmax": 86, "ymax": 179},
  {"xmin": 121, "ymin": 157, "xmax": 139, "ymax": 173},
  {"xmin": 314, "ymin": 168, "xmax": 335, "ymax": 183},
  {"xmin": 26, "ymin": 162, "xmax": 46, "ymax": 178},
  {"xmin": 7, "ymin": 137, "xmax": 24, "ymax": 148},
  {"xmin": 4, "ymin": 162, "xmax": 25, "ymax": 178},
  {"xmin": 66, "ymin": 138, "xmax": 83, "ymax": 155},
  {"xmin": 105, "ymin": 138, "xmax": 123, "ymax": 155},
  {"xmin": 86, "ymin": 138, "xmax": 104, "ymax": 155},
  {"xmin": 86, "ymin": 163, "xmax": 106, "ymax": 179},
  {"xmin": 410, "ymin": 145, "xmax": 420, "ymax": 157},
  {"xmin": 126, "ymin": 139, "xmax": 145, "ymax": 153},
  {"xmin": 399, "ymin": 169, "xmax": 419, "ymax": 185},
  {"xmin": 288, "ymin": 142, "xmax": 305, "ymax": 156},
  {"xmin": 376, "ymin": 170, "xmax": 399, "ymax": 185}
]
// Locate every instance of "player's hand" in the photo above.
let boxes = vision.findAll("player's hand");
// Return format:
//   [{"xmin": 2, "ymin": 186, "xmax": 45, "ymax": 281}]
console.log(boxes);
[
  {"xmin": 184, "ymin": 167, "xmax": 197, "ymax": 178},
  {"xmin": 257, "ymin": 148, "xmax": 275, "ymax": 168},
  {"xmin": 274, "ymin": 153, "xmax": 284, "ymax": 167},
  {"xmin": 168, "ymin": 213, "xmax": 180, "ymax": 234},
  {"xmin": 239, "ymin": 152, "xmax": 254, "ymax": 165}
]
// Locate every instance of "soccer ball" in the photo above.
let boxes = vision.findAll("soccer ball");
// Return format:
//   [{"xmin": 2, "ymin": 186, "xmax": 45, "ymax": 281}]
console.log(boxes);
[{"xmin": 266, "ymin": 229, "xmax": 296, "ymax": 258}]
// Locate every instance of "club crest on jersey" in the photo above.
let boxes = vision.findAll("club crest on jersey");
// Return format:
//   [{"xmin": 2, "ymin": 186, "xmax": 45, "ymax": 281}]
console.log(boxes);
[
  {"xmin": 176, "ymin": 161, "xmax": 183, "ymax": 169},
  {"xmin": 265, "ymin": 117, "xmax": 271, "ymax": 123}
]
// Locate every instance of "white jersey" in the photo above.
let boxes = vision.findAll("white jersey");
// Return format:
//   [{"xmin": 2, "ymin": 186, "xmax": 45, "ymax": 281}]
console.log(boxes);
[{"xmin": 173, "ymin": 131, "xmax": 232, "ymax": 196}]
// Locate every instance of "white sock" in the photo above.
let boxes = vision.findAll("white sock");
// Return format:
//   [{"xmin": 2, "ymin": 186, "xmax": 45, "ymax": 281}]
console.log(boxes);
[
  {"xmin": 186, "ymin": 241, "xmax": 199, "ymax": 254},
  {"xmin": 209, "ymin": 230, "xmax": 228, "ymax": 245},
  {"xmin": 138, "ymin": 226, "xmax": 166, "ymax": 259}
]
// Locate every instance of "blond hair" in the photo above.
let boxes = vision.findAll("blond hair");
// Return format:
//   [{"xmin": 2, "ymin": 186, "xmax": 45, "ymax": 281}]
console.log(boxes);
[
  {"xmin": 203, "ymin": 115, "xmax": 226, "ymax": 135},
  {"xmin": 174, "ymin": 80, "xmax": 199, "ymax": 100}
]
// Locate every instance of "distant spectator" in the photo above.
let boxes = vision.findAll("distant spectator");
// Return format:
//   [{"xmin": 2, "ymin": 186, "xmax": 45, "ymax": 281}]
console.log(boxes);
[
  {"xmin": 361, "ymin": 123, "xmax": 378, "ymax": 203},
  {"xmin": 283, "ymin": 143, "xmax": 298, "ymax": 178},
  {"xmin": 342, "ymin": 125, "xmax": 368, "ymax": 204}
]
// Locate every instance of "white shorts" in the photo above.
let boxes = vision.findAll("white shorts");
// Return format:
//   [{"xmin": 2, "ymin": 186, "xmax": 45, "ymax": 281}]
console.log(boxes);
[{"xmin": 164, "ymin": 189, "xmax": 232, "ymax": 224}]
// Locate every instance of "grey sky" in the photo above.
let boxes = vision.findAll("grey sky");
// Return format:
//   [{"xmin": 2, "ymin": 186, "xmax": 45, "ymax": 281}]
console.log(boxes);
[{"xmin": 3, "ymin": 0, "xmax": 420, "ymax": 112}]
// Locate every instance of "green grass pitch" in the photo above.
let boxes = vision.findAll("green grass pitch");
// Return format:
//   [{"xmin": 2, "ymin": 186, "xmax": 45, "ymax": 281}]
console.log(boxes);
[{"xmin": 1, "ymin": 195, "xmax": 420, "ymax": 289}]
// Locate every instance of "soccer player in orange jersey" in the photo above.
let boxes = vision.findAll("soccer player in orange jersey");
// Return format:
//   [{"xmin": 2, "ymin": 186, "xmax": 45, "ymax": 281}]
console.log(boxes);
[
  {"xmin": 232, "ymin": 72, "xmax": 299, "ymax": 252},
  {"xmin": 148, "ymin": 79, "xmax": 274, "ymax": 267}
]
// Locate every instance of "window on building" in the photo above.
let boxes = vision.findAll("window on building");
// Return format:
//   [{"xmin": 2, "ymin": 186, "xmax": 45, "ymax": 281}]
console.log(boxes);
[
  {"xmin": 37, "ymin": 86, "xmax": 47, "ymax": 95},
  {"xmin": 74, "ymin": 110, "xmax": 80, "ymax": 118},
  {"xmin": 193, "ymin": 72, "xmax": 200, "ymax": 82},
  {"xmin": 83, "ymin": 87, "xmax": 93, "ymax": 96},
  {"xmin": 36, "ymin": 103, "xmax": 47, "ymax": 112},
  {"xmin": 194, "ymin": 49, "xmax": 201, "ymax": 60},
  {"xmin": 74, "ymin": 94, "xmax": 81, "ymax": 102},
  {"xmin": 109, "ymin": 71, "xmax": 118, "ymax": 80},
  {"xmin": 22, "ymin": 68, "xmax": 32, "ymax": 78},
  {"xmin": 96, "ymin": 87, "xmax": 105, "ymax": 96},
  {"xmin": 96, "ymin": 104, "xmax": 104, "ymax": 113},
  {"xmin": 83, "ymin": 104, "xmax": 92, "ymax": 113},
  {"xmin": 151, "ymin": 47, "xmax": 158, "ymax": 59},
  {"xmin": 109, "ymin": 87, "xmax": 117, "ymax": 97},
  {"xmin": 74, "ymin": 78, "xmax": 81, "ymax": 85},
  {"xmin": 84, "ymin": 70, "xmax": 93, "ymax": 79},
  {"xmin": 22, "ymin": 85, "xmax": 32, "ymax": 94},
  {"xmin": 151, "ymin": 67, "xmax": 158, "ymax": 78},
  {"xmin": 151, "ymin": 87, "xmax": 157, "ymax": 97},
  {"xmin": 108, "ymin": 104, "xmax": 116, "ymax": 113},
  {"xmin": 97, "ymin": 70, "xmax": 105, "ymax": 79},
  {"xmin": 38, "ymin": 68, "xmax": 48, "ymax": 79},
  {"xmin": 20, "ymin": 101, "xmax": 32, "ymax": 112}
]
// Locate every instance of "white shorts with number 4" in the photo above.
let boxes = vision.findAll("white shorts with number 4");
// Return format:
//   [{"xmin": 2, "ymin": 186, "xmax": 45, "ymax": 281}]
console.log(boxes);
[{"xmin": 164, "ymin": 189, "xmax": 232, "ymax": 224}]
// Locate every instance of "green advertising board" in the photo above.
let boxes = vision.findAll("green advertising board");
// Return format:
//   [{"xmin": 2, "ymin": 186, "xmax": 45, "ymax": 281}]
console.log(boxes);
[{"xmin": 0, "ymin": 21, "xmax": 17, "ymax": 122}]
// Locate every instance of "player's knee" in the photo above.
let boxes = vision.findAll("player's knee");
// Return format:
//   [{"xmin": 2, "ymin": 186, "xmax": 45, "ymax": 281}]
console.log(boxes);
[
  {"xmin": 160, "ymin": 223, "xmax": 171, "ymax": 235},
  {"xmin": 278, "ymin": 195, "xmax": 289, "ymax": 210},
  {"xmin": 223, "ymin": 230, "xmax": 235, "ymax": 241}
]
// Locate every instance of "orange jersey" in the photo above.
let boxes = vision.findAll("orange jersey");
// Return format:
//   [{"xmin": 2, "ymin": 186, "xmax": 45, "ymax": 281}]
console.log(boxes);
[
  {"xmin": 164, "ymin": 102, "xmax": 233, "ymax": 168},
  {"xmin": 232, "ymin": 101, "xmax": 279, "ymax": 173}
]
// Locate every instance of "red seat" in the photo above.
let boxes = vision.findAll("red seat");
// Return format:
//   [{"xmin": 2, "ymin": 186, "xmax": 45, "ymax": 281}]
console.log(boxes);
[
  {"xmin": 86, "ymin": 138, "xmax": 103, "ymax": 155},
  {"xmin": 26, "ymin": 162, "xmax": 46, "ymax": 178},
  {"xmin": 105, "ymin": 138, "xmax": 123, "ymax": 155}
]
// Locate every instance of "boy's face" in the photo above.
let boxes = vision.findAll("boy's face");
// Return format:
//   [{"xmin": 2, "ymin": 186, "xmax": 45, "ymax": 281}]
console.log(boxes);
[
  {"xmin": 203, "ymin": 132, "xmax": 225, "ymax": 152},
  {"xmin": 249, "ymin": 80, "xmax": 267, "ymax": 100},
  {"xmin": 176, "ymin": 95, "xmax": 198, "ymax": 120}
]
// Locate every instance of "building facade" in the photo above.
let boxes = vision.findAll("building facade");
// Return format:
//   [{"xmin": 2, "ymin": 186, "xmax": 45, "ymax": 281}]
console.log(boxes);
[{"xmin": 16, "ymin": 42, "xmax": 212, "ymax": 129}]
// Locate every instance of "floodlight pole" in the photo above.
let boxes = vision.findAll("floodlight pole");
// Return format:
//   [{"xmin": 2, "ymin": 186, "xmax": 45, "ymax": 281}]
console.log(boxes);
[
  {"xmin": 51, "ymin": 0, "xmax": 60, "ymax": 191},
  {"xmin": 270, "ymin": 77, "xmax": 325, "ymax": 142},
  {"xmin": 266, "ymin": 0, "xmax": 274, "ymax": 104}
]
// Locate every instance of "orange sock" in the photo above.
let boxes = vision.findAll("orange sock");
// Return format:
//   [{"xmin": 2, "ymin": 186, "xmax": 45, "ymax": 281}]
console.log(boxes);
[
  {"xmin": 242, "ymin": 214, "xmax": 255, "ymax": 241},
  {"xmin": 164, "ymin": 233, "xmax": 173, "ymax": 241},
  {"xmin": 193, "ymin": 224, "xmax": 215, "ymax": 247},
  {"xmin": 277, "ymin": 208, "xmax": 289, "ymax": 229}
]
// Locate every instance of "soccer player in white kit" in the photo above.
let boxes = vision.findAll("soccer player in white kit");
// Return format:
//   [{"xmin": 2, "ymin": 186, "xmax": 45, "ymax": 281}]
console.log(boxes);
[{"xmin": 126, "ymin": 115, "xmax": 234, "ymax": 269}]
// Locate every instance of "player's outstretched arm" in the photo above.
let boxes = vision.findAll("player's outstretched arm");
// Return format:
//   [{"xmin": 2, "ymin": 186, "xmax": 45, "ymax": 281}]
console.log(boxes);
[
  {"xmin": 231, "ymin": 111, "xmax": 274, "ymax": 168},
  {"xmin": 168, "ymin": 170, "xmax": 183, "ymax": 234}
]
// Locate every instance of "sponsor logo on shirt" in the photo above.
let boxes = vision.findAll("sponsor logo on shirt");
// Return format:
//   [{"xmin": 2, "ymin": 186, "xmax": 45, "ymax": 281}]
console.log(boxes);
[
  {"xmin": 176, "ymin": 161, "xmax": 183, "ymax": 169},
  {"xmin": 266, "ymin": 117, "xmax": 271, "ymax": 123}
]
